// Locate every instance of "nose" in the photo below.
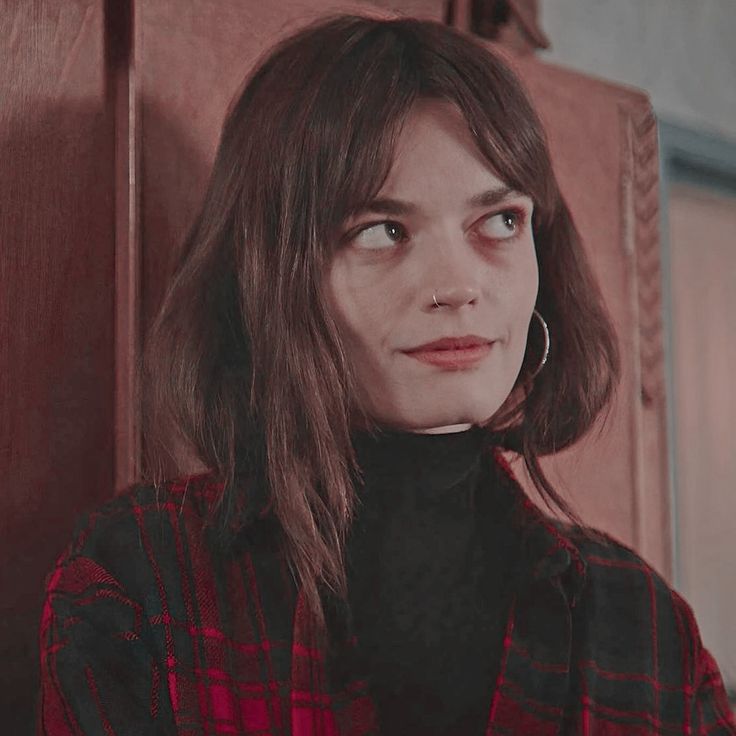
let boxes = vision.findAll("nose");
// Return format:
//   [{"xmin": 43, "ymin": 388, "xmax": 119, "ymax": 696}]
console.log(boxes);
[
  {"xmin": 431, "ymin": 284, "xmax": 480, "ymax": 308},
  {"xmin": 424, "ymin": 233, "xmax": 482, "ymax": 309}
]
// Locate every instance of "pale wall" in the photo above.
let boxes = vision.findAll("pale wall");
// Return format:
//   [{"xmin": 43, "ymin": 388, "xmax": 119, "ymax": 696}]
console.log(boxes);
[{"xmin": 539, "ymin": 0, "xmax": 736, "ymax": 140}]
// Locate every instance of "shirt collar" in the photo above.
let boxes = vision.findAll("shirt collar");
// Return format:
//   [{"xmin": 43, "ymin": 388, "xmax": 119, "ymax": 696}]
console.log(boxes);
[
  {"xmin": 350, "ymin": 424, "xmax": 486, "ymax": 495},
  {"xmin": 204, "ymin": 436, "xmax": 588, "ymax": 607}
]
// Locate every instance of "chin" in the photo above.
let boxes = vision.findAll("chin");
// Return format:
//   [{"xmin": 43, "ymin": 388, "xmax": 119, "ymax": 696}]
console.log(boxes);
[
  {"xmin": 386, "ymin": 402, "xmax": 503, "ymax": 432},
  {"xmin": 362, "ymin": 378, "xmax": 514, "ymax": 431}
]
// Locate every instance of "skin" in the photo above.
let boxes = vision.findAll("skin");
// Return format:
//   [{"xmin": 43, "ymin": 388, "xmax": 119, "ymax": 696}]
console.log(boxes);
[{"xmin": 325, "ymin": 99, "xmax": 539, "ymax": 435}]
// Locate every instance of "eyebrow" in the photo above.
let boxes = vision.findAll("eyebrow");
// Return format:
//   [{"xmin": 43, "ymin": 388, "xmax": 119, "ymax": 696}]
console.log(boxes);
[{"xmin": 350, "ymin": 186, "xmax": 521, "ymax": 218}]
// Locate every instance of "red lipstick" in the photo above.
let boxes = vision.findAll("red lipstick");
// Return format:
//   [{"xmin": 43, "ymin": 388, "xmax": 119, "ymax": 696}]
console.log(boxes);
[{"xmin": 403, "ymin": 335, "xmax": 493, "ymax": 370}]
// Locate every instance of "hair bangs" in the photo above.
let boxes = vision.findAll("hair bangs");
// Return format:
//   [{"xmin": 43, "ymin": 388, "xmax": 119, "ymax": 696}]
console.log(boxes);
[{"xmin": 283, "ymin": 16, "xmax": 560, "ymax": 253}]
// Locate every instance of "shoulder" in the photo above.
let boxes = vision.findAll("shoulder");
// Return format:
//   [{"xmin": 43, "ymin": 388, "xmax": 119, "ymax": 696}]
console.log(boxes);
[
  {"xmin": 66, "ymin": 473, "xmax": 220, "ymax": 552},
  {"xmin": 567, "ymin": 523, "xmax": 692, "ymax": 624},
  {"xmin": 552, "ymin": 524, "xmax": 736, "ymax": 729},
  {"xmin": 44, "ymin": 473, "xmax": 226, "ymax": 603},
  {"xmin": 561, "ymin": 523, "xmax": 702, "ymax": 675}
]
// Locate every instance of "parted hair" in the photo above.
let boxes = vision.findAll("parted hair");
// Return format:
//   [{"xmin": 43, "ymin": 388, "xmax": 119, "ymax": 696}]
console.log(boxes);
[{"xmin": 140, "ymin": 13, "xmax": 620, "ymax": 630}]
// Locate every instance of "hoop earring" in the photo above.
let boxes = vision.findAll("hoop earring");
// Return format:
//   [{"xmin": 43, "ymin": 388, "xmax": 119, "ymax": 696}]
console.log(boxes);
[{"xmin": 527, "ymin": 309, "xmax": 550, "ymax": 380}]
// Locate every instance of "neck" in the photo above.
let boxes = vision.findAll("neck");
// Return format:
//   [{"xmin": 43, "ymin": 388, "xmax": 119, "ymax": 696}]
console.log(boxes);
[
  {"xmin": 412, "ymin": 423, "xmax": 474, "ymax": 435},
  {"xmin": 350, "ymin": 423, "xmax": 486, "ymax": 496}
]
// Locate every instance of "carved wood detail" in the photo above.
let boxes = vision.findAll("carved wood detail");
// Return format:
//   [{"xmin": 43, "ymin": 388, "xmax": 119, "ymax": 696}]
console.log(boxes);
[
  {"xmin": 619, "ymin": 98, "xmax": 671, "ymax": 579},
  {"xmin": 622, "ymin": 103, "xmax": 664, "ymax": 407}
]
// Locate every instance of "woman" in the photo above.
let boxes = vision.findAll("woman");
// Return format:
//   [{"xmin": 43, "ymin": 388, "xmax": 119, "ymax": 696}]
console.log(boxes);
[{"xmin": 37, "ymin": 13, "xmax": 735, "ymax": 736}]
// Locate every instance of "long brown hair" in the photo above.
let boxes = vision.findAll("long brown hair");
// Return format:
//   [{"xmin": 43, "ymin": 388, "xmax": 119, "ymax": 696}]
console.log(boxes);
[{"xmin": 141, "ymin": 13, "xmax": 620, "ymax": 630}]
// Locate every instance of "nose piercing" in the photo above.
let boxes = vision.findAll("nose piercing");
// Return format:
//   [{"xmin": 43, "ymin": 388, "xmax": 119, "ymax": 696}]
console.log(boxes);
[{"xmin": 433, "ymin": 291, "xmax": 440, "ymax": 308}]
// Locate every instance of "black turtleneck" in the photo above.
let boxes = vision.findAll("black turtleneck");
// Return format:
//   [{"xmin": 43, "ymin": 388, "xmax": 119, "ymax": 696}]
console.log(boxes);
[{"xmin": 346, "ymin": 425, "xmax": 521, "ymax": 735}]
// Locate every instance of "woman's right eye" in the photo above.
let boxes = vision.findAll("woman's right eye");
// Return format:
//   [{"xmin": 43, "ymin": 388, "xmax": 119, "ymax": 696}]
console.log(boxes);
[{"xmin": 352, "ymin": 221, "xmax": 408, "ymax": 250}]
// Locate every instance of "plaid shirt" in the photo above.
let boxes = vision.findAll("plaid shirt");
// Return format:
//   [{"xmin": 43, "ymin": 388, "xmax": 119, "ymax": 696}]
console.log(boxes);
[{"xmin": 38, "ymin": 449, "xmax": 736, "ymax": 735}]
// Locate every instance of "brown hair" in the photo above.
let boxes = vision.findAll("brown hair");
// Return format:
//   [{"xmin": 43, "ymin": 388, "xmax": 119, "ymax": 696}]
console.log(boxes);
[{"xmin": 141, "ymin": 13, "xmax": 620, "ymax": 630}]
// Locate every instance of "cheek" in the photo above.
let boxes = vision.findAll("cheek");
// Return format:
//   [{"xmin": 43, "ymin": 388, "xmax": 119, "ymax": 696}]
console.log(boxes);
[
  {"xmin": 523, "ymin": 242, "xmax": 540, "ymax": 300},
  {"xmin": 506, "ymin": 247, "xmax": 539, "ymax": 349},
  {"xmin": 508, "ymin": 245, "xmax": 539, "ymax": 314},
  {"xmin": 325, "ymin": 266, "xmax": 384, "ymax": 356}
]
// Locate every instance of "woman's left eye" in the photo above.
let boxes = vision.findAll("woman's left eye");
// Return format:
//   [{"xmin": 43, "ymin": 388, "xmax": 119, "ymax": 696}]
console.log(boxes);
[{"xmin": 477, "ymin": 209, "xmax": 525, "ymax": 240}]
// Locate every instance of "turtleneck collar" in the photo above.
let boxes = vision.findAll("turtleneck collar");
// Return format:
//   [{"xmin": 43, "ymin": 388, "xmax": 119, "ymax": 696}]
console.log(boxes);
[{"xmin": 350, "ymin": 424, "xmax": 487, "ymax": 504}]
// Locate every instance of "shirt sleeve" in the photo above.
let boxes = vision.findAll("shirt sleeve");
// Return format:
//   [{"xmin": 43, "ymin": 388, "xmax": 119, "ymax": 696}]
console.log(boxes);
[
  {"xmin": 37, "ymin": 535, "xmax": 176, "ymax": 734},
  {"xmin": 674, "ymin": 589, "xmax": 736, "ymax": 734},
  {"xmin": 691, "ymin": 643, "xmax": 736, "ymax": 734}
]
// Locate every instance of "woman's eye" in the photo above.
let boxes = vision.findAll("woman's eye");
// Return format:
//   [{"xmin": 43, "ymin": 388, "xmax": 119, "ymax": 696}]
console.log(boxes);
[
  {"xmin": 352, "ymin": 221, "xmax": 407, "ymax": 250},
  {"xmin": 478, "ymin": 209, "xmax": 524, "ymax": 240}
]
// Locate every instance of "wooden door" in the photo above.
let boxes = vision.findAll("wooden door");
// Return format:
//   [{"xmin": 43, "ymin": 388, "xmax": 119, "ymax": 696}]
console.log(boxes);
[
  {"xmin": 1, "ymin": 3, "xmax": 118, "ymax": 733},
  {"xmin": 3, "ymin": 1, "xmax": 668, "ymax": 730},
  {"xmin": 504, "ymin": 54, "xmax": 670, "ymax": 579},
  {"xmin": 120, "ymin": 0, "xmax": 451, "ymax": 491},
  {"xmin": 126, "ymin": 0, "xmax": 669, "ymax": 575}
]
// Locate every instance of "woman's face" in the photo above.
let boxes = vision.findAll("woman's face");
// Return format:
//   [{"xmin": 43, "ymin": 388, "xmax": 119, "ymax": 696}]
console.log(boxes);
[{"xmin": 325, "ymin": 99, "xmax": 539, "ymax": 433}]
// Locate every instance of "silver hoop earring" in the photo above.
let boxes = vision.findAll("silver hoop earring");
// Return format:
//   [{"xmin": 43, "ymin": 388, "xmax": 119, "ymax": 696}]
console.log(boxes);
[{"xmin": 527, "ymin": 308, "xmax": 550, "ymax": 380}]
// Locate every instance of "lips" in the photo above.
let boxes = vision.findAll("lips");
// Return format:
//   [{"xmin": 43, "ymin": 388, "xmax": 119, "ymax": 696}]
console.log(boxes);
[
  {"xmin": 404, "ymin": 335, "xmax": 491, "ymax": 352},
  {"xmin": 403, "ymin": 342, "xmax": 493, "ymax": 370}
]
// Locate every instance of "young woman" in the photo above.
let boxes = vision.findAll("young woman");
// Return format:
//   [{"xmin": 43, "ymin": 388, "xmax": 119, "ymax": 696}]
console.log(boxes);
[{"xmin": 37, "ymin": 13, "xmax": 735, "ymax": 736}]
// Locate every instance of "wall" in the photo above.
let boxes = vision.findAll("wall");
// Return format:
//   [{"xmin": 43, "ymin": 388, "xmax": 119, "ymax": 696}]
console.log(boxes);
[
  {"xmin": 539, "ymin": 0, "xmax": 736, "ymax": 140},
  {"xmin": 538, "ymin": 0, "xmax": 736, "ymax": 698}
]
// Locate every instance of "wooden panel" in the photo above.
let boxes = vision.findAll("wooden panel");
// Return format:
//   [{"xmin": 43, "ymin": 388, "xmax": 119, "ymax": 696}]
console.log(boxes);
[
  {"xmin": 132, "ymin": 0, "xmax": 447, "ymax": 487},
  {"xmin": 3, "ymin": 0, "xmax": 671, "ymax": 730},
  {"xmin": 0, "ymin": 1, "xmax": 116, "ymax": 732},
  {"xmin": 132, "ymin": 2, "xmax": 670, "ymax": 579},
  {"xmin": 497, "ymin": 51, "xmax": 671, "ymax": 580},
  {"xmin": 136, "ymin": 0, "xmax": 446, "ymax": 331}
]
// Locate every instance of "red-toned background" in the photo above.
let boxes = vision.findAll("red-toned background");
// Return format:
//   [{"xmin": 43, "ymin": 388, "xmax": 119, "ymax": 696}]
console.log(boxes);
[{"xmin": 1, "ymin": 1, "xmax": 667, "ymax": 731}]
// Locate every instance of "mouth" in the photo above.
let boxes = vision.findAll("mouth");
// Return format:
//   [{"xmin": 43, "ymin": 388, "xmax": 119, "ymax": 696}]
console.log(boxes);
[
  {"xmin": 403, "ymin": 343, "xmax": 493, "ymax": 370},
  {"xmin": 405, "ymin": 335, "xmax": 493, "ymax": 352}
]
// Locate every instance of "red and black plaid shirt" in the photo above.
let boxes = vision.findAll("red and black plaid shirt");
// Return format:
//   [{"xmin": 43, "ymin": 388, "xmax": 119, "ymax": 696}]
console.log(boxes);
[{"xmin": 38, "ymin": 450, "xmax": 736, "ymax": 734}]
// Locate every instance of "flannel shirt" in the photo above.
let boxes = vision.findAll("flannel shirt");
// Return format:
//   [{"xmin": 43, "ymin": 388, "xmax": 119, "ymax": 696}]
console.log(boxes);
[{"xmin": 37, "ymin": 448, "xmax": 736, "ymax": 735}]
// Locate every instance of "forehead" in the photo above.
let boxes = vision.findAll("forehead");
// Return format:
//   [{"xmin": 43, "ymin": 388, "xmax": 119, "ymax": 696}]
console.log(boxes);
[
  {"xmin": 400, "ymin": 98, "xmax": 473, "ymax": 141},
  {"xmin": 380, "ymin": 98, "xmax": 508, "ymax": 194}
]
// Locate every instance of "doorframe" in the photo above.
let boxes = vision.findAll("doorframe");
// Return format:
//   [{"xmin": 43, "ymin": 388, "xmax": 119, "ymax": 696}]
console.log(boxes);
[{"xmin": 657, "ymin": 117, "xmax": 736, "ymax": 594}]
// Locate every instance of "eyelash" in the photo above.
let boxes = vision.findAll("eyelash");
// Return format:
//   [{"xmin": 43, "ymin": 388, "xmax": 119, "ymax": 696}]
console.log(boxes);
[{"xmin": 348, "ymin": 207, "xmax": 529, "ymax": 249}]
